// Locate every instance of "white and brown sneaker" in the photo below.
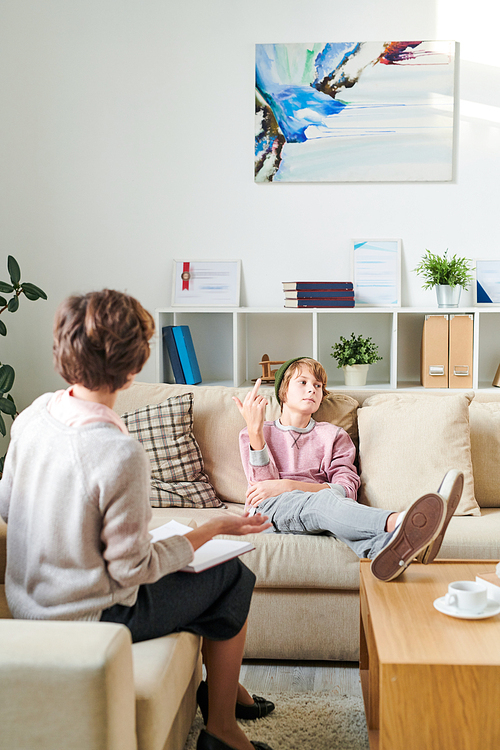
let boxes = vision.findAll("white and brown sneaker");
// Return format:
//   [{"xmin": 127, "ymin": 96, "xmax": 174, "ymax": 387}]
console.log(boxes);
[
  {"xmin": 416, "ymin": 470, "xmax": 464, "ymax": 564},
  {"xmin": 370, "ymin": 493, "xmax": 446, "ymax": 582}
]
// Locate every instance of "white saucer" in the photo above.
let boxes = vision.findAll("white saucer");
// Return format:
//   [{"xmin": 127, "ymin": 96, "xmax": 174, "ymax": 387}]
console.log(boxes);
[{"xmin": 433, "ymin": 596, "xmax": 500, "ymax": 620}]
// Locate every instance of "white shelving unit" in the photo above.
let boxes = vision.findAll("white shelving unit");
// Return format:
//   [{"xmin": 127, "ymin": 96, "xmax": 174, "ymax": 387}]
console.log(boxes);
[{"xmin": 156, "ymin": 307, "xmax": 500, "ymax": 391}]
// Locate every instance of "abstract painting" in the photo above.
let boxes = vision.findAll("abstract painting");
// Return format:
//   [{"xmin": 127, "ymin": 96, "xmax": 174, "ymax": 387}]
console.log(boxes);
[{"xmin": 255, "ymin": 41, "xmax": 456, "ymax": 183}]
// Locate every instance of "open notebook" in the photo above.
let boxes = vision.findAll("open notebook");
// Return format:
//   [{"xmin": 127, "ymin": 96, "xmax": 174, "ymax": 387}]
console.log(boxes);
[{"xmin": 150, "ymin": 519, "xmax": 255, "ymax": 573}]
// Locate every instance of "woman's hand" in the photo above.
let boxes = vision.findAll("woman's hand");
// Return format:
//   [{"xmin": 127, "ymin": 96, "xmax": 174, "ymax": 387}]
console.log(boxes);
[
  {"xmin": 232, "ymin": 379, "xmax": 268, "ymax": 450},
  {"xmin": 185, "ymin": 512, "xmax": 271, "ymax": 550},
  {"xmin": 245, "ymin": 479, "xmax": 291, "ymax": 507},
  {"xmin": 215, "ymin": 512, "xmax": 272, "ymax": 536}
]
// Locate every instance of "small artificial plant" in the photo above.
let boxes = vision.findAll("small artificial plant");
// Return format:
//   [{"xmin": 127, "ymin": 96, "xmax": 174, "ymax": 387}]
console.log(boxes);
[
  {"xmin": 331, "ymin": 332, "xmax": 382, "ymax": 368},
  {"xmin": 413, "ymin": 249, "xmax": 474, "ymax": 290},
  {"xmin": 0, "ymin": 256, "xmax": 47, "ymax": 473}
]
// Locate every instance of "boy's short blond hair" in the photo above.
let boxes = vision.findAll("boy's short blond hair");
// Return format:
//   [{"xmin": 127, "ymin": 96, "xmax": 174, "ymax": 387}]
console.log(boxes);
[
  {"xmin": 53, "ymin": 289, "xmax": 155, "ymax": 392},
  {"xmin": 277, "ymin": 357, "xmax": 329, "ymax": 407}
]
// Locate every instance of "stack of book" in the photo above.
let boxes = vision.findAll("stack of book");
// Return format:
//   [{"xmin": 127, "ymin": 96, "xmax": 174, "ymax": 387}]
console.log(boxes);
[
  {"xmin": 283, "ymin": 282, "xmax": 355, "ymax": 307},
  {"xmin": 162, "ymin": 325, "xmax": 202, "ymax": 385}
]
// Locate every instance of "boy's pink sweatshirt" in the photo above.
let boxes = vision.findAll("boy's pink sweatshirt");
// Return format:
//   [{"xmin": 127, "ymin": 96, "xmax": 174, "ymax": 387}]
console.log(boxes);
[{"xmin": 239, "ymin": 419, "xmax": 360, "ymax": 500}]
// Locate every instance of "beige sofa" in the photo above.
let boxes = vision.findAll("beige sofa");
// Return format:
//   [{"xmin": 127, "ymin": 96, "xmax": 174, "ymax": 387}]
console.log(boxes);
[
  {"xmin": 115, "ymin": 381, "xmax": 500, "ymax": 662},
  {"xmin": 2, "ymin": 381, "xmax": 500, "ymax": 749}
]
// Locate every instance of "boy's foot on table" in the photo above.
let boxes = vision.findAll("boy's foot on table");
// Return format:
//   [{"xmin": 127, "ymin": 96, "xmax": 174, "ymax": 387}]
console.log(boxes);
[{"xmin": 370, "ymin": 492, "xmax": 445, "ymax": 581}]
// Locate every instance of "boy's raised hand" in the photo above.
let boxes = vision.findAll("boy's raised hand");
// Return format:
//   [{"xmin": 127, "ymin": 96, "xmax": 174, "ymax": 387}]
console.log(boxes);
[{"xmin": 232, "ymin": 378, "xmax": 268, "ymax": 450}]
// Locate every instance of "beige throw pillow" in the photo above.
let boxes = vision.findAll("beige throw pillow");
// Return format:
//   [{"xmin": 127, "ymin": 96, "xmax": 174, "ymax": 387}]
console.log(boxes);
[
  {"xmin": 469, "ymin": 401, "xmax": 500, "ymax": 507},
  {"xmin": 357, "ymin": 393, "xmax": 479, "ymax": 516}
]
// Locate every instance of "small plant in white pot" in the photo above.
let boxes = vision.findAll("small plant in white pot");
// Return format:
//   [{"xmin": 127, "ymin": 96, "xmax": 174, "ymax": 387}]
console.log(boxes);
[
  {"xmin": 331, "ymin": 333, "xmax": 382, "ymax": 386},
  {"xmin": 413, "ymin": 249, "xmax": 474, "ymax": 308}
]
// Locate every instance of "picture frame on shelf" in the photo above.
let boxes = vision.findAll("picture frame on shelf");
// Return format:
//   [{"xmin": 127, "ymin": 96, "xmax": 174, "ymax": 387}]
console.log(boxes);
[
  {"xmin": 352, "ymin": 239, "xmax": 401, "ymax": 307},
  {"xmin": 171, "ymin": 259, "xmax": 241, "ymax": 307},
  {"xmin": 475, "ymin": 260, "xmax": 500, "ymax": 305}
]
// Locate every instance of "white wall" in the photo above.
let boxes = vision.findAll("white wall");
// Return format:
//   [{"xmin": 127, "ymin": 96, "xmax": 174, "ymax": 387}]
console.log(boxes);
[{"xmin": 0, "ymin": 0, "xmax": 499, "ymax": 420}]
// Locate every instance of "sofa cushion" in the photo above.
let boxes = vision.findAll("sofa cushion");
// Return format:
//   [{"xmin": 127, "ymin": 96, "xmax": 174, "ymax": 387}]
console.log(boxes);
[
  {"xmin": 133, "ymin": 631, "xmax": 201, "ymax": 750},
  {"xmin": 122, "ymin": 394, "xmax": 223, "ymax": 508},
  {"xmin": 225, "ymin": 529, "xmax": 361, "ymax": 590},
  {"xmin": 469, "ymin": 401, "xmax": 500, "ymax": 507},
  {"xmin": 115, "ymin": 382, "xmax": 359, "ymax": 506},
  {"xmin": 439, "ymin": 507, "xmax": 500, "ymax": 558},
  {"xmin": 357, "ymin": 392, "xmax": 480, "ymax": 516}
]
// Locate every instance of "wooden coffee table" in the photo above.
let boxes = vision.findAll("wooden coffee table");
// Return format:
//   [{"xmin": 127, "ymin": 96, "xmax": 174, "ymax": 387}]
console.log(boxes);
[{"xmin": 360, "ymin": 559, "xmax": 500, "ymax": 750}]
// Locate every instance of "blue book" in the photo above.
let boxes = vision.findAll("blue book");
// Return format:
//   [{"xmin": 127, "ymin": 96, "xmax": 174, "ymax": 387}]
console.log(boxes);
[
  {"xmin": 284, "ymin": 299, "xmax": 355, "ymax": 308},
  {"xmin": 283, "ymin": 281, "xmax": 353, "ymax": 291},
  {"xmin": 162, "ymin": 326, "xmax": 186, "ymax": 384},
  {"xmin": 171, "ymin": 326, "xmax": 202, "ymax": 385},
  {"xmin": 285, "ymin": 290, "xmax": 354, "ymax": 299}
]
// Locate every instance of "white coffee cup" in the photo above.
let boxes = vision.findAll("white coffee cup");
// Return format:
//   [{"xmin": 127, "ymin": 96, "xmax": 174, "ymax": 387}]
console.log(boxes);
[{"xmin": 444, "ymin": 581, "xmax": 488, "ymax": 613}]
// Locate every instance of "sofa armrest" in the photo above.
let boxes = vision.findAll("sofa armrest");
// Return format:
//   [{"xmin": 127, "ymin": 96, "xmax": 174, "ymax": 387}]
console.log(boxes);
[{"xmin": 0, "ymin": 619, "xmax": 137, "ymax": 750}]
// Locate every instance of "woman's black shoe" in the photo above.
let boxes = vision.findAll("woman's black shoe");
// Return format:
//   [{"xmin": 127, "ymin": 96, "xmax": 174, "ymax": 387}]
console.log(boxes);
[
  {"xmin": 236, "ymin": 694, "xmax": 275, "ymax": 720},
  {"xmin": 197, "ymin": 681, "xmax": 275, "ymax": 724},
  {"xmin": 196, "ymin": 728, "xmax": 274, "ymax": 750}
]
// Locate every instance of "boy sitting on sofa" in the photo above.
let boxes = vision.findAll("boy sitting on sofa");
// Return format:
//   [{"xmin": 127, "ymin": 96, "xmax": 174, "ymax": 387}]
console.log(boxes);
[{"xmin": 233, "ymin": 357, "xmax": 463, "ymax": 582}]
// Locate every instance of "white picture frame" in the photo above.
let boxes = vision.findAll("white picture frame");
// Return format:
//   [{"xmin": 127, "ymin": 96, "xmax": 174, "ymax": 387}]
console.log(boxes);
[
  {"xmin": 475, "ymin": 260, "xmax": 500, "ymax": 305},
  {"xmin": 171, "ymin": 259, "xmax": 241, "ymax": 307},
  {"xmin": 352, "ymin": 239, "xmax": 401, "ymax": 307}
]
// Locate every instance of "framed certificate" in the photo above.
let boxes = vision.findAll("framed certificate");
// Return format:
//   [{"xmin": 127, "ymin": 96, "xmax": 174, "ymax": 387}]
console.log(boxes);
[
  {"xmin": 352, "ymin": 239, "xmax": 401, "ymax": 307},
  {"xmin": 171, "ymin": 260, "xmax": 241, "ymax": 307},
  {"xmin": 475, "ymin": 260, "xmax": 500, "ymax": 305}
]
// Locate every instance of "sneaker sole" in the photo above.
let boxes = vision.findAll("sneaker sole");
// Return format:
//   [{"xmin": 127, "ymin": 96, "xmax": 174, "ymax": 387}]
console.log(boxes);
[
  {"xmin": 418, "ymin": 471, "xmax": 464, "ymax": 564},
  {"xmin": 370, "ymin": 493, "xmax": 446, "ymax": 582}
]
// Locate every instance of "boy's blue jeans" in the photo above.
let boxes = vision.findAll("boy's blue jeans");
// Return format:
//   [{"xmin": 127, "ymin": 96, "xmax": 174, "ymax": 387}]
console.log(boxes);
[{"xmin": 257, "ymin": 485, "xmax": 394, "ymax": 560}]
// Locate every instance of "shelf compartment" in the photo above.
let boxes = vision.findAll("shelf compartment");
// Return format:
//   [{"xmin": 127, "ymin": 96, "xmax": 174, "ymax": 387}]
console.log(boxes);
[
  {"xmin": 317, "ymin": 311, "xmax": 394, "ymax": 388},
  {"xmin": 157, "ymin": 310, "xmax": 234, "ymax": 386},
  {"xmin": 396, "ymin": 312, "xmax": 427, "ymax": 387},
  {"xmin": 244, "ymin": 311, "xmax": 314, "ymax": 385},
  {"xmin": 477, "ymin": 311, "xmax": 500, "ymax": 389}
]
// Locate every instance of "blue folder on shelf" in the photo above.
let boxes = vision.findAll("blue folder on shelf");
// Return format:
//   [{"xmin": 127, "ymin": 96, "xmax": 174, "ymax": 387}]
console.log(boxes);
[
  {"xmin": 171, "ymin": 325, "xmax": 202, "ymax": 385},
  {"xmin": 162, "ymin": 326, "xmax": 186, "ymax": 384}
]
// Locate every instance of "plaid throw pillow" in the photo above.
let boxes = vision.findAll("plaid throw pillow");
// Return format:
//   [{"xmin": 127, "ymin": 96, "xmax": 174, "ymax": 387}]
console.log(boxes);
[{"xmin": 121, "ymin": 393, "xmax": 224, "ymax": 508}]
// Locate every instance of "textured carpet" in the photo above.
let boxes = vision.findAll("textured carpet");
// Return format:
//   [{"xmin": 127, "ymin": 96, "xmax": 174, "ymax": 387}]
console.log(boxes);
[{"xmin": 183, "ymin": 690, "xmax": 370, "ymax": 750}]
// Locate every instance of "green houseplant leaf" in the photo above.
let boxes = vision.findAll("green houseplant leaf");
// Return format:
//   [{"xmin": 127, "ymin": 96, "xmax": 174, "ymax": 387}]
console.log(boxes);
[
  {"xmin": 22, "ymin": 282, "xmax": 48, "ymax": 300},
  {"xmin": 7, "ymin": 255, "xmax": 21, "ymax": 286},
  {"xmin": 0, "ymin": 395, "xmax": 16, "ymax": 416},
  {"xmin": 0, "ymin": 255, "xmax": 47, "ymax": 475},
  {"xmin": 0, "ymin": 364, "xmax": 15, "ymax": 394}
]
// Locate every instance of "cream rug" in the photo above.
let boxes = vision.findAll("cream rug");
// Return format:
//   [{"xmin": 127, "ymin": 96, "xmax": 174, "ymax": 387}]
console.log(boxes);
[{"xmin": 183, "ymin": 691, "xmax": 369, "ymax": 750}]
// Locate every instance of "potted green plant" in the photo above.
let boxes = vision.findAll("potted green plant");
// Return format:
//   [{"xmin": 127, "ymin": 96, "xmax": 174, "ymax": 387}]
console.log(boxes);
[
  {"xmin": 0, "ymin": 255, "xmax": 47, "ymax": 474},
  {"xmin": 413, "ymin": 249, "xmax": 474, "ymax": 308},
  {"xmin": 331, "ymin": 332, "xmax": 382, "ymax": 386}
]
